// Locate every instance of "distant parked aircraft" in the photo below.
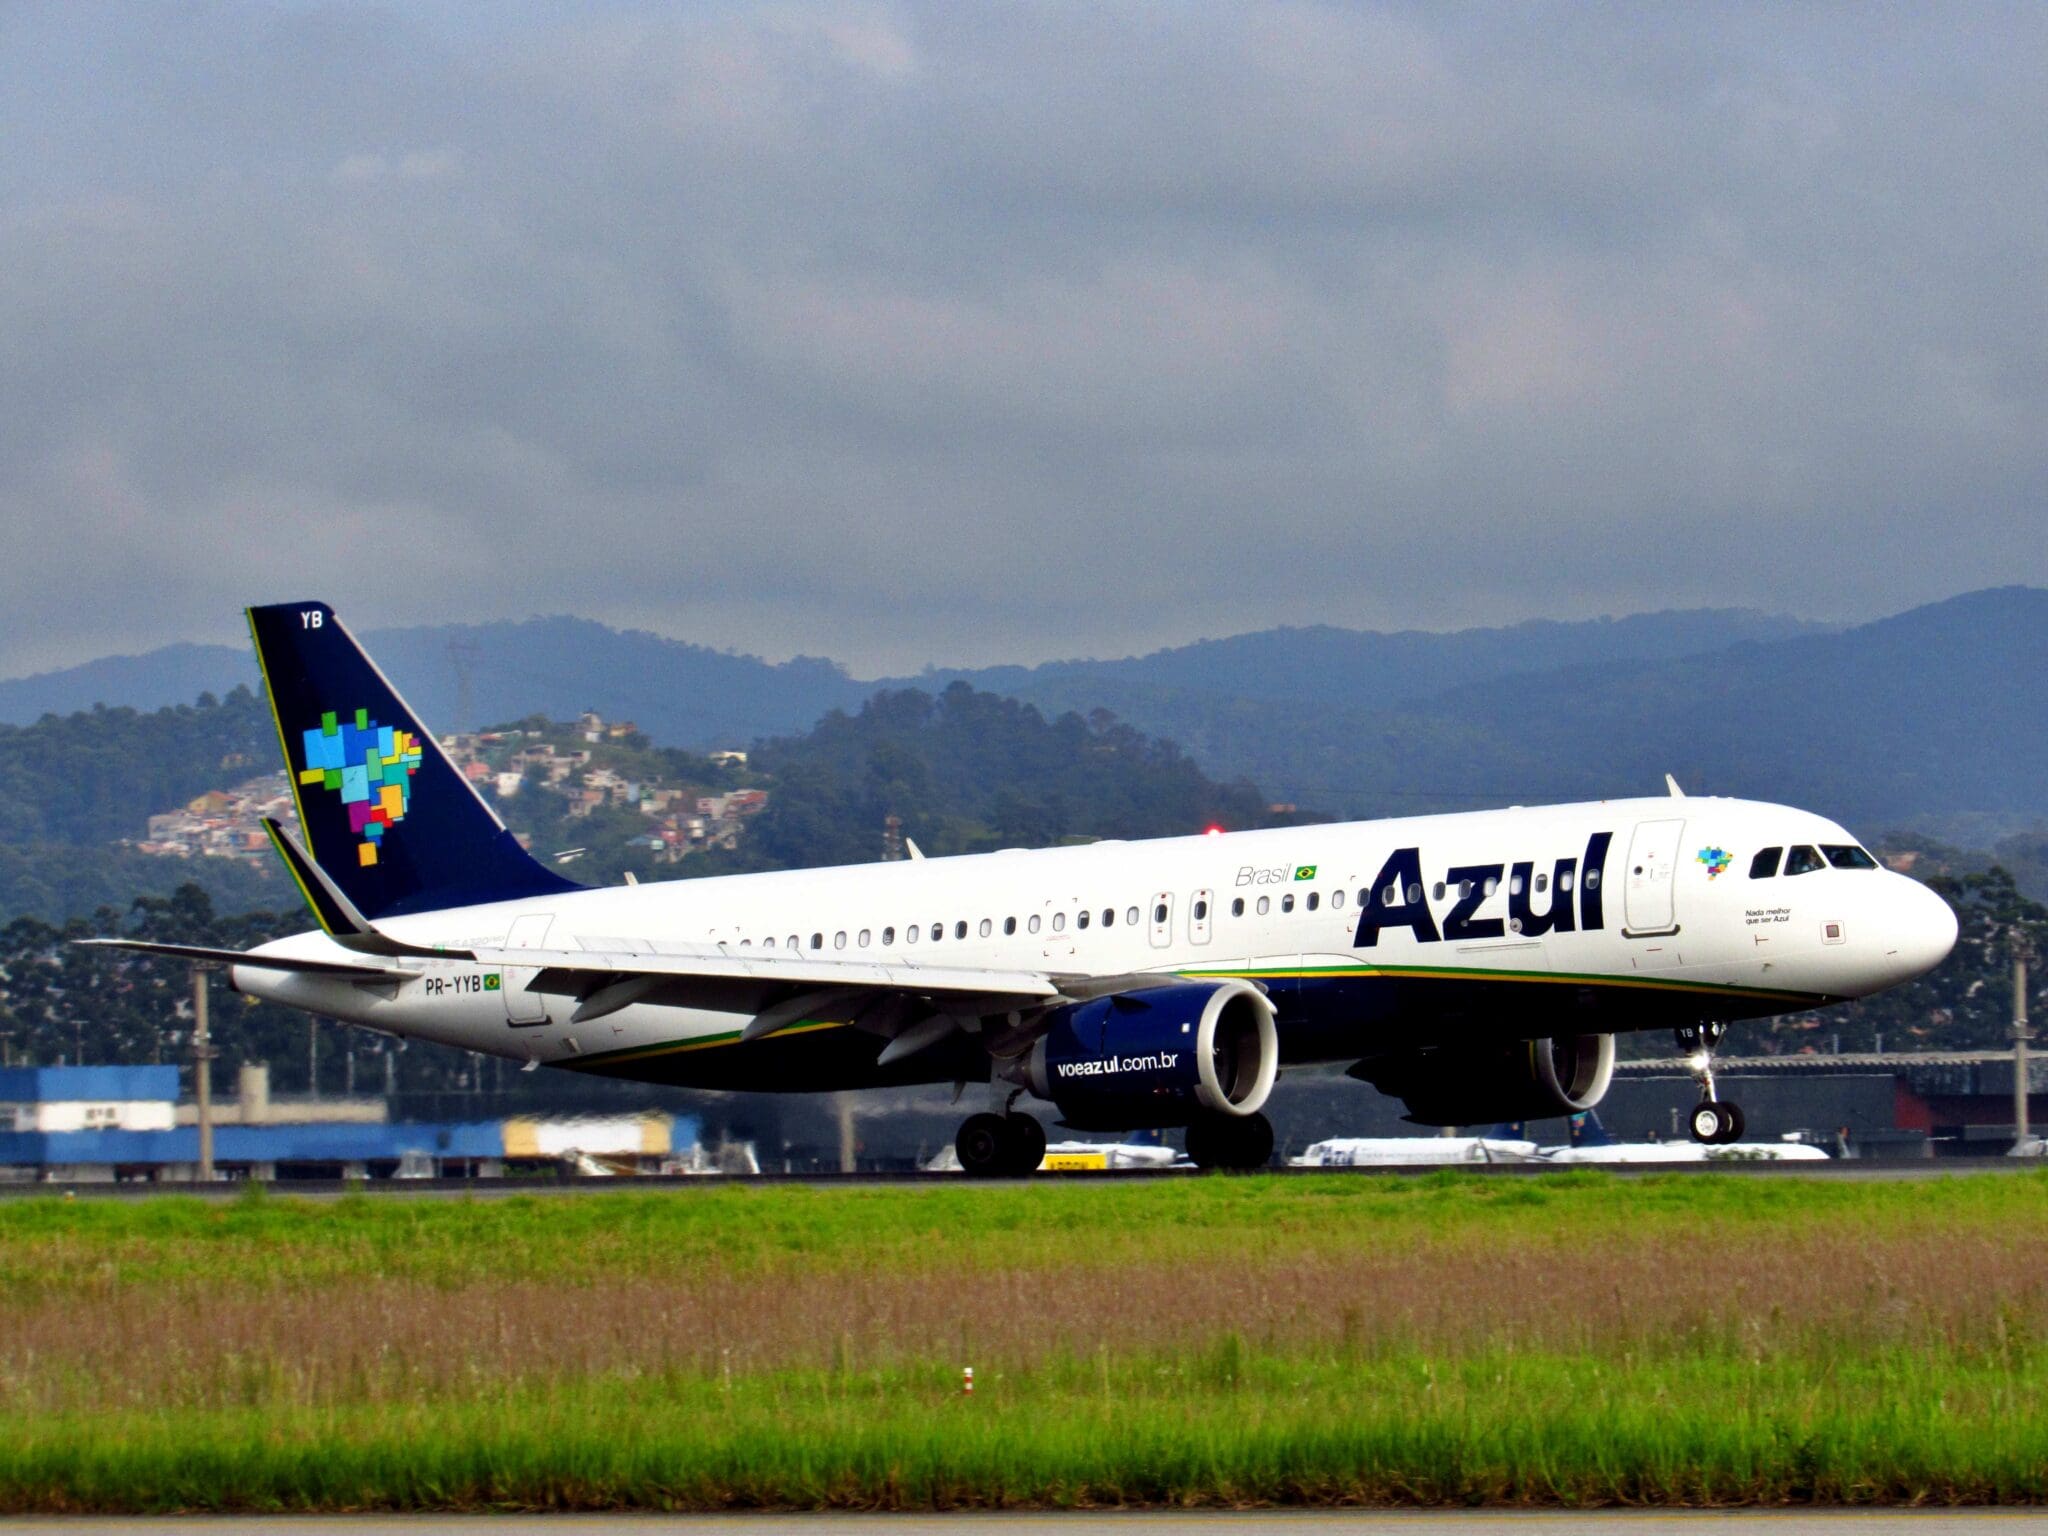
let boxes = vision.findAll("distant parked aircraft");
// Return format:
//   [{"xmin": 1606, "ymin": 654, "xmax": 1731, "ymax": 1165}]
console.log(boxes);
[{"xmin": 84, "ymin": 602, "xmax": 1955, "ymax": 1173}]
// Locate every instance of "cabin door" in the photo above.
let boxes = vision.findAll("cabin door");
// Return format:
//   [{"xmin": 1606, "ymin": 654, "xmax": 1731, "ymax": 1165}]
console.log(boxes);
[{"xmin": 1622, "ymin": 820, "xmax": 1685, "ymax": 935}]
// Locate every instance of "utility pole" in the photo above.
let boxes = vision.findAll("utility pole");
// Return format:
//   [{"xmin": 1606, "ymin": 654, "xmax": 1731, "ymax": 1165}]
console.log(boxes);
[
  {"xmin": 2016, "ymin": 944, "xmax": 2032, "ymax": 1151},
  {"xmin": 192, "ymin": 966, "xmax": 215, "ymax": 1182}
]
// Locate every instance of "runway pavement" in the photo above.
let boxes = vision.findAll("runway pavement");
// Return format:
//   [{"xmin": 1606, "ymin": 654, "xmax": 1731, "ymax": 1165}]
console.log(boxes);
[{"xmin": 0, "ymin": 1156, "xmax": 2036, "ymax": 1199}]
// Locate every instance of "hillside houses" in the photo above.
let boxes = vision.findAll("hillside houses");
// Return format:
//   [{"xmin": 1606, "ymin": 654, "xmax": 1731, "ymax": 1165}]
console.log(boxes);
[
  {"xmin": 135, "ymin": 773, "xmax": 294, "ymax": 862},
  {"xmin": 130, "ymin": 712, "xmax": 766, "ymax": 876}
]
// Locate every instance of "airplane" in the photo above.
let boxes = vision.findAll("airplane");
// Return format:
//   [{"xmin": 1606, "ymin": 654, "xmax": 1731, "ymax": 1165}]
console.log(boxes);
[
  {"xmin": 81, "ymin": 601, "xmax": 1959, "ymax": 1175},
  {"xmin": 1291, "ymin": 1134, "xmax": 1541, "ymax": 1168}
]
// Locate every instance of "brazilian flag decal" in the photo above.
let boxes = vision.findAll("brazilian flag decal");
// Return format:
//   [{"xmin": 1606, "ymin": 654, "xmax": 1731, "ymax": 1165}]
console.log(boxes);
[
  {"xmin": 483, "ymin": 973, "xmax": 502, "ymax": 991},
  {"xmin": 1295, "ymin": 865, "xmax": 1317, "ymax": 881}
]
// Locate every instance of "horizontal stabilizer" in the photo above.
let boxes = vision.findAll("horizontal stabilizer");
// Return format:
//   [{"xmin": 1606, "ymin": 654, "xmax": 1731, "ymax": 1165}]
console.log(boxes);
[{"xmin": 75, "ymin": 938, "xmax": 401, "ymax": 979}]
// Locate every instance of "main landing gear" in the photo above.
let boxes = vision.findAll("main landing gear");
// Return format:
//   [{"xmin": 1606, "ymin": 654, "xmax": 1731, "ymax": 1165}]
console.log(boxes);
[
  {"xmin": 955, "ymin": 1110, "xmax": 1047, "ymax": 1177},
  {"xmin": 1678, "ymin": 1022, "xmax": 1746, "ymax": 1145},
  {"xmin": 1184, "ymin": 1110, "xmax": 1275, "ymax": 1171}
]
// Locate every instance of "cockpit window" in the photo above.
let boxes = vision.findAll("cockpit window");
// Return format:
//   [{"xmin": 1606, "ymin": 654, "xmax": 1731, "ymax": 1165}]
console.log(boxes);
[
  {"xmin": 1749, "ymin": 847, "xmax": 1782, "ymax": 879},
  {"xmin": 1783, "ymin": 845, "xmax": 1825, "ymax": 876},
  {"xmin": 1821, "ymin": 844, "xmax": 1878, "ymax": 870}
]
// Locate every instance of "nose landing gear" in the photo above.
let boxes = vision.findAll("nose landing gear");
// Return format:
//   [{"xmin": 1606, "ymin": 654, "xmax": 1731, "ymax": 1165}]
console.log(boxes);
[{"xmin": 1678, "ymin": 1022, "xmax": 1745, "ymax": 1144}]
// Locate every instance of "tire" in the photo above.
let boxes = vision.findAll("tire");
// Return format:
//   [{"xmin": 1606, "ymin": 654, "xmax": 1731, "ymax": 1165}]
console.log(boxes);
[
  {"xmin": 1715, "ymin": 1102, "xmax": 1747, "ymax": 1144},
  {"xmin": 1187, "ymin": 1111, "xmax": 1273, "ymax": 1171},
  {"xmin": 1221, "ymin": 1111, "xmax": 1275, "ymax": 1170},
  {"xmin": 1008, "ymin": 1113, "xmax": 1047, "ymax": 1173},
  {"xmin": 1690, "ymin": 1102, "xmax": 1727, "ymax": 1144},
  {"xmin": 956, "ymin": 1112, "xmax": 1013, "ymax": 1177}
]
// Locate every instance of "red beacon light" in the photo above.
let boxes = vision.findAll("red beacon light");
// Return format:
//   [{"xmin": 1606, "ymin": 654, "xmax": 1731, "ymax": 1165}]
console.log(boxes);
[{"xmin": 1204, "ymin": 824, "xmax": 1226, "ymax": 837}]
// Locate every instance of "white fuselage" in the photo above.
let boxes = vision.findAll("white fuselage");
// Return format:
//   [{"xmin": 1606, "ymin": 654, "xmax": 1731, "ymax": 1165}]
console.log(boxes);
[{"xmin": 235, "ymin": 795, "xmax": 1957, "ymax": 1091}]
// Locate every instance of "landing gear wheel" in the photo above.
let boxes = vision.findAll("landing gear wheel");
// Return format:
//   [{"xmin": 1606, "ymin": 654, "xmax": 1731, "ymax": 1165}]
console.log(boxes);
[
  {"xmin": 1714, "ymin": 1101, "xmax": 1746, "ymax": 1144},
  {"xmin": 1008, "ymin": 1112, "xmax": 1047, "ymax": 1173},
  {"xmin": 1185, "ymin": 1111, "xmax": 1274, "ymax": 1171},
  {"xmin": 1690, "ymin": 1101, "xmax": 1737, "ymax": 1144},
  {"xmin": 956, "ymin": 1112, "xmax": 1012, "ymax": 1177}
]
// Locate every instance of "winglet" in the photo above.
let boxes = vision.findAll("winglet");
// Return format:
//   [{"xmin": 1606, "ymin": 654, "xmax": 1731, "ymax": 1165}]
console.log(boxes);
[{"xmin": 1664, "ymin": 773, "xmax": 1685, "ymax": 798}]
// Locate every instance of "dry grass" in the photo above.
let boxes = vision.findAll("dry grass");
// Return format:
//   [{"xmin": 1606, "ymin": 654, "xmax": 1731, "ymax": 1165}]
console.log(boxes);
[{"xmin": 0, "ymin": 1171, "xmax": 2044, "ymax": 1508}]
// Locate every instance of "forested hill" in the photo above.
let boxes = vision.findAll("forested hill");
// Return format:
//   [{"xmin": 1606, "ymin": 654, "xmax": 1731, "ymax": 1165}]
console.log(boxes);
[
  {"xmin": 735, "ymin": 684, "xmax": 1268, "ymax": 871},
  {"xmin": 0, "ymin": 687, "xmax": 276, "ymax": 846},
  {"xmin": 0, "ymin": 681, "xmax": 1268, "ymax": 923},
  {"xmin": 2, "ymin": 607, "xmax": 1811, "ymax": 742}
]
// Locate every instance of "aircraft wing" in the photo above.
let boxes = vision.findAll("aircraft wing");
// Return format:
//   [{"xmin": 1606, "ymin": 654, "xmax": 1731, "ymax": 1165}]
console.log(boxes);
[{"xmin": 466, "ymin": 940, "xmax": 1064, "ymax": 1054}]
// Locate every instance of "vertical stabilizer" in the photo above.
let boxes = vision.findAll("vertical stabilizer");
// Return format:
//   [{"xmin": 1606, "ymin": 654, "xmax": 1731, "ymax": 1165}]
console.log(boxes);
[{"xmin": 247, "ymin": 601, "xmax": 580, "ymax": 919}]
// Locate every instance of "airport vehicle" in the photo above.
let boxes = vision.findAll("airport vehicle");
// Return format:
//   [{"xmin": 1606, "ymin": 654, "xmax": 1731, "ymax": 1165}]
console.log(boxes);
[{"xmin": 84, "ymin": 602, "xmax": 1959, "ymax": 1174}]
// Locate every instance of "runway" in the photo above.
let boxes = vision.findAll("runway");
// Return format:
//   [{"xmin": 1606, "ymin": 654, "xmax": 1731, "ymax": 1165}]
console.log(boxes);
[
  {"xmin": 0, "ymin": 1156, "xmax": 2034, "ymax": 1199},
  {"xmin": 5, "ymin": 1511, "xmax": 2048, "ymax": 1533}
]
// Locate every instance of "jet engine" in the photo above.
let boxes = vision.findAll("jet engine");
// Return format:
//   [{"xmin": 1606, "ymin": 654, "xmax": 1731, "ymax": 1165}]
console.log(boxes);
[
  {"xmin": 1023, "ymin": 980, "xmax": 1278, "ymax": 1131},
  {"xmin": 1352, "ymin": 1033, "xmax": 1615, "ymax": 1127}
]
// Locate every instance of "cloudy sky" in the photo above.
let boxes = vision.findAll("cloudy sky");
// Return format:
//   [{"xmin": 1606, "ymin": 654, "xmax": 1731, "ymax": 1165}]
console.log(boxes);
[{"xmin": 2, "ymin": 3, "xmax": 2043, "ymax": 678}]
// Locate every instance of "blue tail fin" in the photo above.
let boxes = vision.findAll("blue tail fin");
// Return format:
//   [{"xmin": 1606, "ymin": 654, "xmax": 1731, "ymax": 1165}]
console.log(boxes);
[
  {"xmin": 248, "ymin": 601, "xmax": 580, "ymax": 920},
  {"xmin": 1568, "ymin": 1109, "xmax": 1618, "ymax": 1147}
]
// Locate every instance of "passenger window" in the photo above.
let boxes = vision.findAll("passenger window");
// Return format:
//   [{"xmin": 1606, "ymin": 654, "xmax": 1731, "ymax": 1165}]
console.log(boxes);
[
  {"xmin": 1535, "ymin": 873, "xmax": 1548, "ymax": 894},
  {"xmin": 1749, "ymin": 847, "xmax": 1782, "ymax": 879},
  {"xmin": 1077, "ymin": 910, "xmax": 1091, "ymax": 929},
  {"xmin": 1332, "ymin": 890, "xmax": 1345, "ymax": 910},
  {"xmin": 1405, "ymin": 883, "xmax": 1422, "ymax": 903},
  {"xmin": 1483, "ymin": 876, "xmax": 1498, "ymax": 897},
  {"xmin": 955, "ymin": 920, "xmax": 968, "ymax": 940},
  {"xmin": 1193, "ymin": 899, "xmax": 1208, "ymax": 919},
  {"xmin": 858, "ymin": 929, "xmax": 870, "ymax": 947},
  {"xmin": 1153, "ymin": 901, "xmax": 1168, "ymax": 924},
  {"xmin": 1559, "ymin": 869, "xmax": 1574, "ymax": 893},
  {"xmin": 979, "ymin": 918, "xmax": 992, "ymax": 937},
  {"xmin": 1585, "ymin": 869, "xmax": 1600, "ymax": 889},
  {"xmin": 764, "ymin": 936, "xmax": 776, "ymax": 949},
  {"xmin": 1822, "ymin": 845, "xmax": 1879, "ymax": 870},
  {"xmin": 1053, "ymin": 913, "xmax": 1066, "ymax": 932},
  {"xmin": 833, "ymin": 931, "xmax": 846, "ymax": 950},
  {"xmin": 1784, "ymin": 845, "xmax": 1825, "ymax": 876},
  {"xmin": 1510, "ymin": 873, "xmax": 1524, "ymax": 896},
  {"xmin": 1126, "ymin": 905, "xmax": 1140, "ymax": 926},
  {"xmin": 1432, "ymin": 882, "xmax": 1445, "ymax": 901},
  {"xmin": 906, "ymin": 924, "xmax": 919, "ymax": 944},
  {"xmin": 1028, "ymin": 914, "xmax": 1041, "ymax": 934},
  {"xmin": 1232, "ymin": 898, "xmax": 1245, "ymax": 916},
  {"xmin": 786, "ymin": 935, "xmax": 799, "ymax": 951},
  {"xmin": 811, "ymin": 934, "xmax": 823, "ymax": 950},
  {"xmin": 740, "ymin": 939, "xmax": 752, "ymax": 948},
  {"xmin": 882, "ymin": 927, "xmax": 895, "ymax": 946},
  {"xmin": 931, "ymin": 923, "xmax": 944, "ymax": 941},
  {"xmin": 1004, "ymin": 917, "xmax": 1016, "ymax": 935},
  {"xmin": 1281, "ymin": 893, "xmax": 1294, "ymax": 913},
  {"xmin": 1256, "ymin": 895, "xmax": 1270, "ymax": 915},
  {"xmin": 1101, "ymin": 908, "xmax": 1114, "ymax": 927},
  {"xmin": 1457, "ymin": 880, "xmax": 1471, "ymax": 900},
  {"xmin": 1306, "ymin": 891, "xmax": 1319, "ymax": 911}
]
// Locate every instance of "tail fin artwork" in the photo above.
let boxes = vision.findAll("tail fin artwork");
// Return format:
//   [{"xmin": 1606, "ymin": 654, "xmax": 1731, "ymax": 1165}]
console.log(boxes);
[{"xmin": 248, "ymin": 601, "xmax": 580, "ymax": 920}]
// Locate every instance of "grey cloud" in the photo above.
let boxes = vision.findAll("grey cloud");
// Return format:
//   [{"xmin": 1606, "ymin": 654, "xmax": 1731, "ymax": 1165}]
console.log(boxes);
[{"xmin": 1, "ymin": 2, "xmax": 2044, "ymax": 677}]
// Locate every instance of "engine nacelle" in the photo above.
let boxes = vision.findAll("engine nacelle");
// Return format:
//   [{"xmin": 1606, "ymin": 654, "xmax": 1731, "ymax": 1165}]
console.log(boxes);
[
  {"xmin": 1354, "ymin": 1033, "xmax": 1615, "ymax": 1127},
  {"xmin": 1025, "ymin": 980, "xmax": 1278, "ymax": 1131}
]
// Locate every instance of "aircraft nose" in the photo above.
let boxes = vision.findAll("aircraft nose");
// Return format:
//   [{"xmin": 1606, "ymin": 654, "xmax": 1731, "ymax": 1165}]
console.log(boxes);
[{"xmin": 1884, "ymin": 878, "xmax": 1958, "ymax": 982}]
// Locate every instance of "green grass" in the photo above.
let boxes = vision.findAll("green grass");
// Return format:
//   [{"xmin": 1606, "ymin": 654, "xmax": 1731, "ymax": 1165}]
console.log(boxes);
[{"xmin": 1, "ymin": 1171, "xmax": 2045, "ymax": 1510}]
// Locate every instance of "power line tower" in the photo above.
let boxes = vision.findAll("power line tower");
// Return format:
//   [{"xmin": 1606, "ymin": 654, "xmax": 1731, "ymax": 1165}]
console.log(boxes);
[{"xmin": 446, "ymin": 638, "xmax": 481, "ymax": 734}]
